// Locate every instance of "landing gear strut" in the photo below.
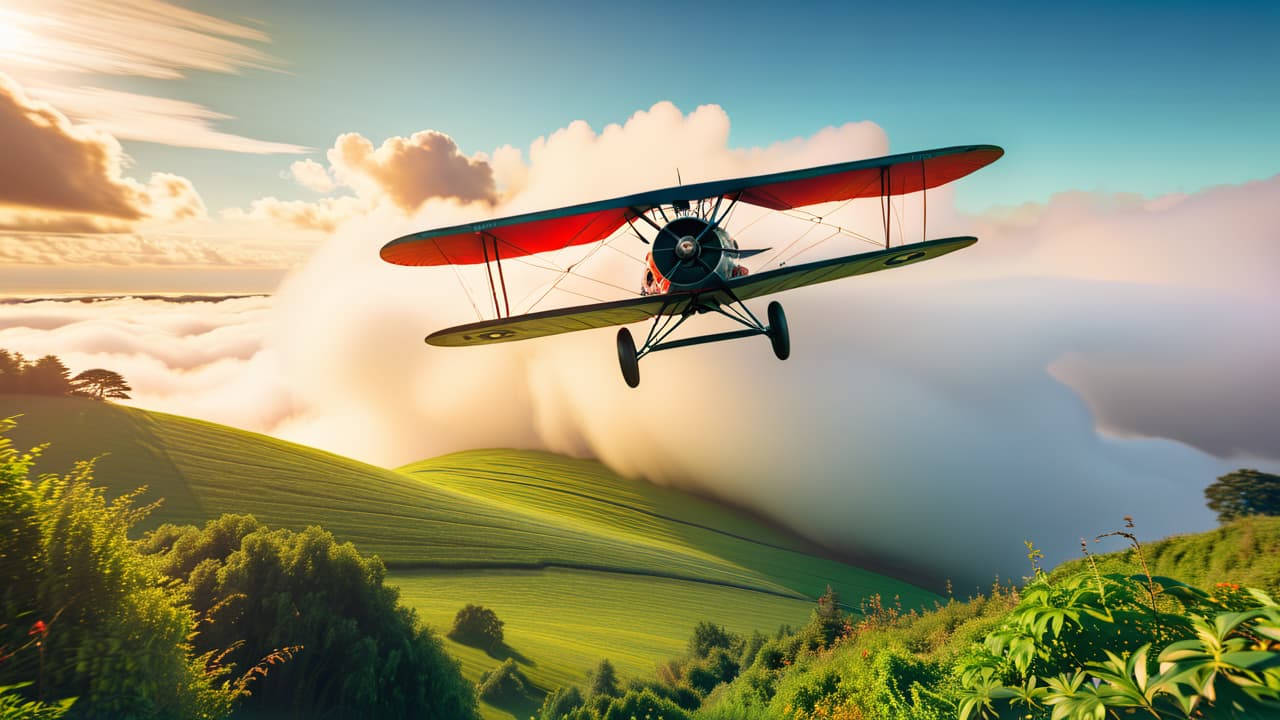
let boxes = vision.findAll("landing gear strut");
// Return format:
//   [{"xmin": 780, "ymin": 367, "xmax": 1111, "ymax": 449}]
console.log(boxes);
[{"xmin": 617, "ymin": 296, "xmax": 789, "ymax": 388}]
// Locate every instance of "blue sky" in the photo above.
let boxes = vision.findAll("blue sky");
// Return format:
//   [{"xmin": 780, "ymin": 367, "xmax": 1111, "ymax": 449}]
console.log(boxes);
[
  {"xmin": 108, "ymin": 0, "xmax": 1279, "ymax": 212},
  {"xmin": 1, "ymin": 0, "xmax": 1276, "ymax": 291}
]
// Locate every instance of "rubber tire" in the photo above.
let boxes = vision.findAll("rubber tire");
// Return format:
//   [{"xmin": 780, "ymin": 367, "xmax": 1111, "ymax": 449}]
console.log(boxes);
[
  {"xmin": 617, "ymin": 328, "xmax": 640, "ymax": 388},
  {"xmin": 767, "ymin": 301, "xmax": 790, "ymax": 361}
]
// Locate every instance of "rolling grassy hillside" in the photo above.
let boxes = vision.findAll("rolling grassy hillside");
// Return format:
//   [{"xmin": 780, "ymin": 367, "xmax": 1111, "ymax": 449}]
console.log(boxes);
[{"xmin": 0, "ymin": 394, "xmax": 937, "ymax": 719}]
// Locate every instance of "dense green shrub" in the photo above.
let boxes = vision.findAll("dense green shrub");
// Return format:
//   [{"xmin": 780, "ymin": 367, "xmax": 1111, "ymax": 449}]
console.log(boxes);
[
  {"xmin": 537, "ymin": 684, "xmax": 583, "ymax": 719},
  {"xmin": 957, "ymin": 570, "xmax": 1280, "ymax": 719},
  {"xmin": 141, "ymin": 514, "xmax": 478, "ymax": 719},
  {"xmin": 0, "ymin": 421, "xmax": 234, "ymax": 719},
  {"xmin": 447, "ymin": 603, "xmax": 505, "ymax": 650},
  {"xmin": 476, "ymin": 658, "xmax": 529, "ymax": 704},
  {"xmin": 599, "ymin": 688, "xmax": 692, "ymax": 720},
  {"xmin": 0, "ymin": 683, "xmax": 74, "ymax": 719},
  {"xmin": 688, "ymin": 621, "xmax": 736, "ymax": 659}
]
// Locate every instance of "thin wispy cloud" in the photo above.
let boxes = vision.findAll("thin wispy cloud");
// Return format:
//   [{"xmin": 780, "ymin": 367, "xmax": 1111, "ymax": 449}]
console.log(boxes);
[
  {"xmin": 0, "ymin": 0, "xmax": 280, "ymax": 79},
  {"xmin": 0, "ymin": 0, "xmax": 306, "ymax": 155},
  {"xmin": 32, "ymin": 86, "xmax": 308, "ymax": 154}
]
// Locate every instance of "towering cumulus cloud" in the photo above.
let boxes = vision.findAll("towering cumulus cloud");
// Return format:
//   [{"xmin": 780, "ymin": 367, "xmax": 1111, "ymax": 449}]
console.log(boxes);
[{"xmin": 261, "ymin": 104, "xmax": 1277, "ymax": 587}]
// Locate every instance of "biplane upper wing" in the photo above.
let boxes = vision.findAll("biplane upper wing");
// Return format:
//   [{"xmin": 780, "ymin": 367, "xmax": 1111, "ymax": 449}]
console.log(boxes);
[
  {"xmin": 424, "ymin": 236, "xmax": 975, "ymax": 347},
  {"xmin": 380, "ymin": 145, "xmax": 1002, "ymax": 267}
]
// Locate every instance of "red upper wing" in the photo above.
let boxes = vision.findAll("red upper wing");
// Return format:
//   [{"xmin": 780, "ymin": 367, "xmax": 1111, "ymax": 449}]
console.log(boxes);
[
  {"xmin": 380, "ymin": 206, "xmax": 635, "ymax": 267},
  {"xmin": 381, "ymin": 145, "xmax": 1002, "ymax": 267},
  {"xmin": 735, "ymin": 146, "xmax": 1004, "ymax": 211}
]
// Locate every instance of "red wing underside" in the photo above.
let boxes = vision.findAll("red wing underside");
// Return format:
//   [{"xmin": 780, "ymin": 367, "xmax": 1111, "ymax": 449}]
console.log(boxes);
[
  {"xmin": 424, "ymin": 236, "xmax": 975, "ymax": 347},
  {"xmin": 381, "ymin": 145, "xmax": 1001, "ymax": 268}
]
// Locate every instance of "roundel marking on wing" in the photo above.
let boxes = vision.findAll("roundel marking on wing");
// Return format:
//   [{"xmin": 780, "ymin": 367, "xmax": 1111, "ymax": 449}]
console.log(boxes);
[
  {"xmin": 884, "ymin": 251, "xmax": 928, "ymax": 266},
  {"xmin": 462, "ymin": 328, "xmax": 517, "ymax": 342}
]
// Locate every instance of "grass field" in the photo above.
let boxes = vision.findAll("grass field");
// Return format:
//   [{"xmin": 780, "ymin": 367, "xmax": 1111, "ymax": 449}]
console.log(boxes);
[{"xmin": 1, "ymin": 394, "xmax": 937, "ymax": 719}]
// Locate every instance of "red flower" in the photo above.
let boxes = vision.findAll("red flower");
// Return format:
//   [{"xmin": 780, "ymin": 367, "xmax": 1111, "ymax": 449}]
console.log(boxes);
[{"xmin": 28, "ymin": 620, "xmax": 47, "ymax": 637}]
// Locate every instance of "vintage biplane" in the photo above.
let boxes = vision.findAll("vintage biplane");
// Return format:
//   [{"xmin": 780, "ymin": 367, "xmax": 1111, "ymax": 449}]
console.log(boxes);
[{"xmin": 380, "ymin": 144, "xmax": 1003, "ymax": 387}]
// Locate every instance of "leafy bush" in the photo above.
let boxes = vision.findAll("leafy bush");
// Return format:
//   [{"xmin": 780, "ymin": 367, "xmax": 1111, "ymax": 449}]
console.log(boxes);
[
  {"xmin": 599, "ymin": 688, "xmax": 692, "ymax": 720},
  {"xmin": 477, "ymin": 658, "xmax": 530, "ymax": 704},
  {"xmin": 956, "ymin": 570, "xmax": 1280, "ymax": 719},
  {"xmin": 537, "ymin": 684, "xmax": 583, "ymax": 719},
  {"xmin": 688, "ymin": 621, "xmax": 736, "ymax": 659},
  {"xmin": 0, "ymin": 683, "xmax": 74, "ymax": 719},
  {"xmin": 141, "ymin": 514, "xmax": 478, "ymax": 719},
  {"xmin": 447, "ymin": 604, "xmax": 505, "ymax": 650},
  {"xmin": 0, "ymin": 422, "xmax": 235, "ymax": 719}
]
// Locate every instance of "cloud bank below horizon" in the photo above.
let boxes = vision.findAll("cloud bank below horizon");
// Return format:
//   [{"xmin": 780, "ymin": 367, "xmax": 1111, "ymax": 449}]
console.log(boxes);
[{"xmin": 2, "ymin": 104, "xmax": 1276, "ymax": 589}]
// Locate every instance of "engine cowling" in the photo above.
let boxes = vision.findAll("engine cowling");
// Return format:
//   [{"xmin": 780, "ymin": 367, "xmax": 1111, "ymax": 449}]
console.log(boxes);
[{"xmin": 650, "ymin": 216, "xmax": 734, "ymax": 290}]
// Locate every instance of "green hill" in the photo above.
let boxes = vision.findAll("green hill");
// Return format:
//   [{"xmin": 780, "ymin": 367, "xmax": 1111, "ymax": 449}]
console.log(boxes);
[{"xmin": 0, "ymin": 394, "xmax": 936, "ymax": 719}]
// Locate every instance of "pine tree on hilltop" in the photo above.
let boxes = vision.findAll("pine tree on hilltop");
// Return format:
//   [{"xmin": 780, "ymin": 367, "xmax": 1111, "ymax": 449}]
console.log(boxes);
[{"xmin": 70, "ymin": 369, "xmax": 132, "ymax": 400}]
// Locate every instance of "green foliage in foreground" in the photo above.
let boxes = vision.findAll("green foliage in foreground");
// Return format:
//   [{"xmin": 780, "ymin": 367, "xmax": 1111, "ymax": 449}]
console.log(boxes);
[
  {"xmin": 959, "ymin": 572, "xmax": 1280, "ymax": 719},
  {"xmin": 140, "ymin": 515, "xmax": 478, "ymax": 720},
  {"xmin": 0, "ymin": 420, "xmax": 233, "ymax": 719},
  {"xmin": 0, "ymin": 684, "xmax": 74, "ymax": 720},
  {"xmin": 686, "ymin": 524, "xmax": 1280, "ymax": 720}
]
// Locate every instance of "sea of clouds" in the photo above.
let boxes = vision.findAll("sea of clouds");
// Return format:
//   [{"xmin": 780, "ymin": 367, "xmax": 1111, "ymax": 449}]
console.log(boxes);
[{"xmin": 3, "ymin": 104, "xmax": 1277, "ymax": 589}]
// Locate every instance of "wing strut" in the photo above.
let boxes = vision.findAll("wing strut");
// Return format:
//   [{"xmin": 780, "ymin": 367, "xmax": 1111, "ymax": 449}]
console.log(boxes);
[{"xmin": 479, "ymin": 232, "xmax": 511, "ymax": 318}]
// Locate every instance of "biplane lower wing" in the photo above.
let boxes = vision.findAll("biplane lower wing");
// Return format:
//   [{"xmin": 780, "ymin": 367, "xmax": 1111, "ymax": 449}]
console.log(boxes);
[
  {"xmin": 424, "ymin": 236, "xmax": 976, "ymax": 348},
  {"xmin": 425, "ymin": 294, "xmax": 696, "ymax": 347}
]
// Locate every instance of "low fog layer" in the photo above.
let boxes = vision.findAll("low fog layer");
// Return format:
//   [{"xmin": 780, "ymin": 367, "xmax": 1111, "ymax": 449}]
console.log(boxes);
[{"xmin": 3, "ymin": 105, "xmax": 1276, "ymax": 589}]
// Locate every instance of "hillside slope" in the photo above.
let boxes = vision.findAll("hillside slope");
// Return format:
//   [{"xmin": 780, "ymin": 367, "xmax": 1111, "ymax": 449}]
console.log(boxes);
[{"xmin": 0, "ymin": 394, "xmax": 937, "ymax": 718}]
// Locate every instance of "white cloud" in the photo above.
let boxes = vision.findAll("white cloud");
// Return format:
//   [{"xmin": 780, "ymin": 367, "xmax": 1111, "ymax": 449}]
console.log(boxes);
[
  {"xmin": 289, "ymin": 159, "xmax": 336, "ymax": 193},
  {"xmin": 5, "ymin": 104, "xmax": 1277, "ymax": 589}
]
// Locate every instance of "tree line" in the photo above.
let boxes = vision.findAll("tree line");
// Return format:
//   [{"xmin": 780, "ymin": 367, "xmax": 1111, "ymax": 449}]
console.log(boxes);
[{"xmin": 0, "ymin": 349, "xmax": 130, "ymax": 400}]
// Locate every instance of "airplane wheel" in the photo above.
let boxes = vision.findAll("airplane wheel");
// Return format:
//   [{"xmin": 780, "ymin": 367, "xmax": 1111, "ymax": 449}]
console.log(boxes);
[
  {"xmin": 617, "ymin": 328, "xmax": 640, "ymax": 388},
  {"xmin": 767, "ymin": 301, "xmax": 790, "ymax": 360}
]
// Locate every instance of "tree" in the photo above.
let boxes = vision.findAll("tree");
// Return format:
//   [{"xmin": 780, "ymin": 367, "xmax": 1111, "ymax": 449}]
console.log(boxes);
[
  {"xmin": 810, "ymin": 585, "xmax": 847, "ymax": 647},
  {"xmin": 476, "ymin": 658, "xmax": 530, "ymax": 704},
  {"xmin": 1205, "ymin": 469, "xmax": 1280, "ymax": 523},
  {"xmin": 69, "ymin": 368, "xmax": 131, "ymax": 400},
  {"xmin": 538, "ymin": 685, "xmax": 583, "ymax": 720},
  {"xmin": 0, "ymin": 349, "xmax": 24, "ymax": 393},
  {"xmin": 142, "ymin": 517, "xmax": 479, "ymax": 719},
  {"xmin": 14, "ymin": 355, "xmax": 71, "ymax": 396},
  {"xmin": 448, "ymin": 604, "xmax": 505, "ymax": 650},
  {"xmin": 688, "ymin": 620, "xmax": 736, "ymax": 659},
  {"xmin": 586, "ymin": 658, "xmax": 621, "ymax": 700}
]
